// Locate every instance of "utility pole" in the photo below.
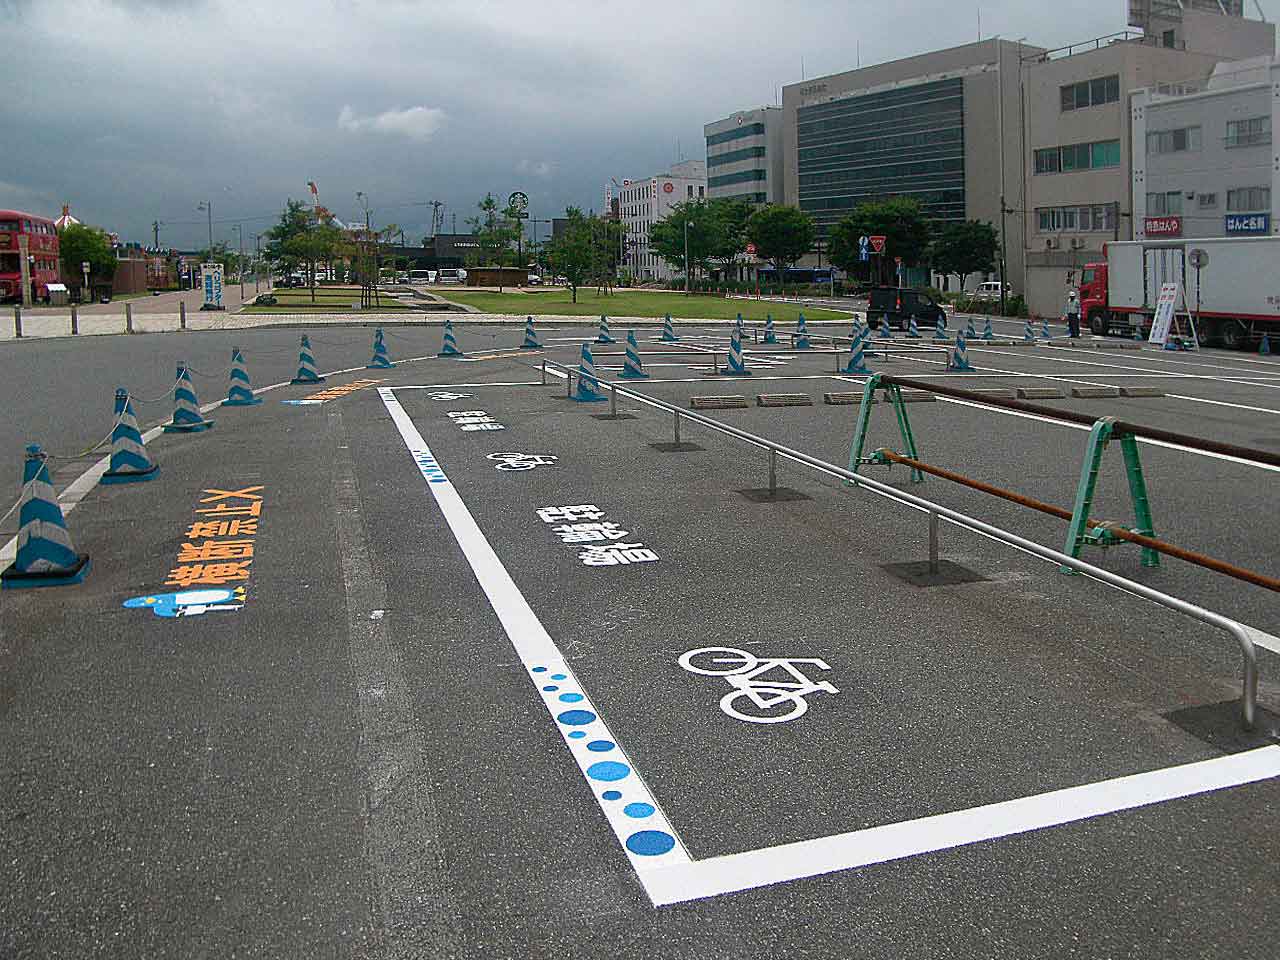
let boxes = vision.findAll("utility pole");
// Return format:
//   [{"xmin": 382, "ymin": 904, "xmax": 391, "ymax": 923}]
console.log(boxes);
[
  {"xmin": 253, "ymin": 234, "xmax": 262, "ymax": 293},
  {"xmin": 197, "ymin": 201, "xmax": 213, "ymax": 253},
  {"xmin": 152, "ymin": 220, "xmax": 163, "ymax": 249},
  {"xmin": 357, "ymin": 192, "xmax": 373, "ymax": 309},
  {"xmin": 232, "ymin": 224, "xmax": 244, "ymax": 300},
  {"xmin": 684, "ymin": 218, "xmax": 692, "ymax": 295}
]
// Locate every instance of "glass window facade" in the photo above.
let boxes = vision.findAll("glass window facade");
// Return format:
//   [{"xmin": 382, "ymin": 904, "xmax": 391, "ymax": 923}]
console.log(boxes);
[
  {"xmin": 1227, "ymin": 186, "xmax": 1270, "ymax": 211},
  {"xmin": 1060, "ymin": 75, "xmax": 1120, "ymax": 111},
  {"xmin": 797, "ymin": 77, "xmax": 965, "ymax": 229},
  {"xmin": 708, "ymin": 146, "xmax": 767, "ymax": 167},
  {"xmin": 1225, "ymin": 116, "xmax": 1271, "ymax": 148},
  {"xmin": 1147, "ymin": 126, "xmax": 1201, "ymax": 154},
  {"xmin": 706, "ymin": 123, "xmax": 766, "ymax": 146},
  {"xmin": 1036, "ymin": 204, "xmax": 1117, "ymax": 233},
  {"xmin": 708, "ymin": 169, "xmax": 768, "ymax": 188},
  {"xmin": 1034, "ymin": 139, "xmax": 1120, "ymax": 174}
]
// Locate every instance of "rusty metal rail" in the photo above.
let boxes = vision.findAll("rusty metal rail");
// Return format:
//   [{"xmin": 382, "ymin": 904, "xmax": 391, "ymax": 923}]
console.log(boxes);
[
  {"xmin": 876, "ymin": 449, "xmax": 1280, "ymax": 593},
  {"xmin": 878, "ymin": 375, "xmax": 1280, "ymax": 470}
]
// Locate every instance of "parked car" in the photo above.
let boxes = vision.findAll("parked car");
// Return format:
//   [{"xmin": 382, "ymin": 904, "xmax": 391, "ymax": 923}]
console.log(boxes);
[
  {"xmin": 866, "ymin": 286, "xmax": 947, "ymax": 331},
  {"xmin": 527, "ymin": 273, "xmax": 542, "ymax": 285},
  {"xmin": 437, "ymin": 268, "xmax": 464, "ymax": 284},
  {"xmin": 972, "ymin": 281, "xmax": 1014, "ymax": 301}
]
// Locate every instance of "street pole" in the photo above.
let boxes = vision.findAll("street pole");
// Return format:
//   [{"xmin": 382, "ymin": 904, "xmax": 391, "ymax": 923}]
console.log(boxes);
[
  {"xmin": 999, "ymin": 195, "xmax": 1009, "ymax": 317},
  {"xmin": 234, "ymin": 224, "xmax": 244, "ymax": 300},
  {"xmin": 684, "ymin": 219, "xmax": 690, "ymax": 295},
  {"xmin": 254, "ymin": 235, "xmax": 262, "ymax": 293}
]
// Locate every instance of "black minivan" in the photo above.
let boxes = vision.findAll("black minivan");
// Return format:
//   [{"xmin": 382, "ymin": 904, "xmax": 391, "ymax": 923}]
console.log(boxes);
[{"xmin": 866, "ymin": 286, "xmax": 947, "ymax": 332}]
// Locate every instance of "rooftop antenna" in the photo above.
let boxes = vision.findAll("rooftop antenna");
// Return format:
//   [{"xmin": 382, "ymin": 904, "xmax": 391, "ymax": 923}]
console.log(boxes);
[
  {"xmin": 857, "ymin": 40, "xmax": 861, "ymax": 68},
  {"xmin": 977, "ymin": 6, "xmax": 982, "ymax": 41},
  {"xmin": 801, "ymin": 55, "xmax": 806, "ymax": 80}
]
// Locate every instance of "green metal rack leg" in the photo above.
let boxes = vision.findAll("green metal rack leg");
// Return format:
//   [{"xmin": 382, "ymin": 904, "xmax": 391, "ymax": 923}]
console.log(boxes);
[
  {"xmin": 1062, "ymin": 418, "xmax": 1113, "ymax": 573},
  {"xmin": 1120, "ymin": 433, "xmax": 1160, "ymax": 568}
]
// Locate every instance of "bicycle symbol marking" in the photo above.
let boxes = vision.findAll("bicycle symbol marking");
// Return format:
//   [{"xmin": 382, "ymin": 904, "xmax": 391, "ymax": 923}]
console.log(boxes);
[
  {"xmin": 486, "ymin": 452, "xmax": 560, "ymax": 472},
  {"xmin": 428, "ymin": 391, "xmax": 474, "ymax": 401},
  {"xmin": 679, "ymin": 646, "xmax": 839, "ymax": 724}
]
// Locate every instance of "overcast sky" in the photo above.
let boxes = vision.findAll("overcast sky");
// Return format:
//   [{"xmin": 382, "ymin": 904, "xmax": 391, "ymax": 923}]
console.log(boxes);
[{"xmin": 2, "ymin": 0, "xmax": 1276, "ymax": 250}]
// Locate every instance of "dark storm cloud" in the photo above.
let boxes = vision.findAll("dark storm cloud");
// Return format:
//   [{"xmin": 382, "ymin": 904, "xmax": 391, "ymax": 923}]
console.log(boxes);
[{"xmin": 2, "ymin": 0, "xmax": 1275, "ymax": 247}]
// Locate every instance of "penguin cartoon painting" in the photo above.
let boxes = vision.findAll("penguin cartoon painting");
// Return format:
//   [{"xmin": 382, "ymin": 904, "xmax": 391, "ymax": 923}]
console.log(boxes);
[{"xmin": 123, "ymin": 586, "xmax": 245, "ymax": 618}]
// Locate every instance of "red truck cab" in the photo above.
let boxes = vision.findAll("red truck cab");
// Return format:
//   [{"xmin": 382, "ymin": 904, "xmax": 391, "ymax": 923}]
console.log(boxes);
[{"xmin": 1078, "ymin": 261, "xmax": 1108, "ymax": 333}]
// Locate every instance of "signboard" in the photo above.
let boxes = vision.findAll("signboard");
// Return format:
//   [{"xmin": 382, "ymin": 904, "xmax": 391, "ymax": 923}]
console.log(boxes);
[
  {"xmin": 662, "ymin": 182, "xmax": 674, "ymax": 194},
  {"xmin": 1225, "ymin": 213, "xmax": 1270, "ymax": 236},
  {"xmin": 869, "ymin": 235, "xmax": 886, "ymax": 254},
  {"xmin": 858, "ymin": 235, "xmax": 869, "ymax": 262},
  {"xmin": 1144, "ymin": 216, "xmax": 1182, "ymax": 238},
  {"xmin": 745, "ymin": 242, "xmax": 757, "ymax": 256},
  {"xmin": 1148, "ymin": 281, "xmax": 1180, "ymax": 346},
  {"xmin": 1188, "ymin": 248, "xmax": 1208, "ymax": 270},
  {"xmin": 508, "ymin": 191, "xmax": 530, "ymax": 220},
  {"xmin": 200, "ymin": 262, "xmax": 224, "ymax": 309}
]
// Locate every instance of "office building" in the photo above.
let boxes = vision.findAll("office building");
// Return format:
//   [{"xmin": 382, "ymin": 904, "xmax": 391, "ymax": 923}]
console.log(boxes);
[
  {"xmin": 780, "ymin": 39, "xmax": 1042, "ymax": 289},
  {"xmin": 1131, "ymin": 57, "xmax": 1278, "ymax": 241},
  {"xmin": 704, "ymin": 107, "xmax": 785, "ymax": 205},
  {"xmin": 616, "ymin": 160, "xmax": 706, "ymax": 280}
]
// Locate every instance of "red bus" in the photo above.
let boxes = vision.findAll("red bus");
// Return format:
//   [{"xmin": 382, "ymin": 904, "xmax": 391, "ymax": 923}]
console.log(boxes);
[{"xmin": 0, "ymin": 210, "xmax": 61, "ymax": 303}]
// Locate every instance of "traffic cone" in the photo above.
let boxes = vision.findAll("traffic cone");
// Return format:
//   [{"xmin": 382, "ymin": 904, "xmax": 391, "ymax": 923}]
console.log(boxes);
[
  {"xmin": 1260, "ymin": 334, "xmax": 1271, "ymax": 355},
  {"xmin": 947, "ymin": 332, "xmax": 975, "ymax": 372},
  {"xmin": 367, "ymin": 328, "xmax": 393, "ymax": 369},
  {"xmin": 1, "ymin": 444, "xmax": 90, "ymax": 588},
  {"xmin": 597, "ymin": 315, "xmax": 616, "ymax": 344},
  {"xmin": 572, "ymin": 343, "xmax": 608, "ymax": 402},
  {"xmin": 291, "ymin": 335, "xmax": 326, "ymax": 383},
  {"xmin": 163, "ymin": 363, "xmax": 214, "ymax": 433},
  {"xmin": 1041, "ymin": 317, "xmax": 1052, "ymax": 340},
  {"xmin": 842, "ymin": 333, "xmax": 872, "ymax": 375},
  {"xmin": 966, "ymin": 317, "xmax": 977, "ymax": 339},
  {"xmin": 437, "ymin": 318, "xmax": 463, "ymax": 357},
  {"xmin": 719, "ymin": 327, "xmax": 751, "ymax": 376},
  {"xmin": 907, "ymin": 316, "xmax": 921, "ymax": 338},
  {"xmin": 735, "ymin": 313, "xmax": 745, "ymax": 340},
  {"xmin": 933, "ymin": 316, "xmax": 948, "ymax": 340},
  {"xmin": 224, "ymin": 348, "xmax": 261, "ymax": 406},
  {"xmin": 520, "ymin": 315, "xmax": 542, "ymax": 350},
  {"xmin": 795, "ymin": 313, "xmax": 811, "ymax": 349},
  {"xmin": 763, "ymin": 314, "xmax": 778, "ymax": 344},
  {"xmin": 620, "ymin": 329, "xmax": 649, "ymax": 379},
  {"xmin": 661, "ymin": 314, "xmax": 680, "ymax": 342},
  {"xmin": 1025, "ymin": 319, "xmax": 1036, "ymax": 342},
  {"xmin": 983, "ymin": 317, "xmax": 994, "ymax": 340},
  {"xmin": 101, "ymin": 389, "xmax": 159, "ymax": 484}
]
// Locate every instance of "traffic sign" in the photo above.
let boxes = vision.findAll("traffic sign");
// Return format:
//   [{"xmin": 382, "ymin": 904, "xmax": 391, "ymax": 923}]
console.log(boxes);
[
  {"xmin": 869, "ymin": 236, "xmax": 887, "ymax": 254},
  {"xmin": 746, "ymin": 242, "xmax": 757, "ymax": 256},
  {"xmin": 858, "ymin": 236, "xmax": 869, "ymax": 263},
  {"xmin": 1188, "ymin": 248, "xmax": 1208, "ymax": 269}
]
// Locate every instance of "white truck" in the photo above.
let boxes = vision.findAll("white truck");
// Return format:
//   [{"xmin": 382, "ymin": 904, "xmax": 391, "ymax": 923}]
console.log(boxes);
[{"xmin": 1080, "ymin": 236, "xmax": 1280, "ymax": 349}]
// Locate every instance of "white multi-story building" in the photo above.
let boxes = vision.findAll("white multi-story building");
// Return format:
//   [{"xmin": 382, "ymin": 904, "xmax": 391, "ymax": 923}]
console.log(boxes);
[
  {"xmin": 1131, "ymin": 57, "xmax": 1278, "ymax": 241},
  {"xmin": 616, "ymin": 159, "xmax": 706, "ymax": 281},
  {"xmin": 704, "ymin": 107, "xmax": 785, "ymax": 206}
]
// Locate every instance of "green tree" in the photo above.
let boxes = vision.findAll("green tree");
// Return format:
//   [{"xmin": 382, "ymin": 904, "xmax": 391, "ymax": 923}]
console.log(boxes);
[
  {"xmin": 829, "ymin": 197, "xmax": 932, "ymax": 284},
  {"xmin": 650, "ymin": 200, "xmax": 716, "ymax": 285},
  {"xmin": 544, "ymin": 207, "xmax": 598, "ymax": 304},
  {"xmin": 467, "ymin": 193, "xmax": 519, "ymax": 290},
  {"xmin": 706, "ymin": 198, "xmax": 753, "ymax": 280},
  {"xmin": 57, "ymin": 222, "xmax": 115, "ymax": 297},
  {"xmin": 746, "ymin": 205, "xmax": 815, "ymax": 287},
  {"xmin": 929, "ymin": 220, "xmax": 999, "ymax": 287}
]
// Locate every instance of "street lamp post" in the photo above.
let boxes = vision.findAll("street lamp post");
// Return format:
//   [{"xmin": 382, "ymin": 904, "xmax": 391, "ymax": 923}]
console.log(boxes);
[
  {"xmin": 232, "ymin": 224, "xmax": 244, "ymax": 301},
  {"xmin": 197, "ymin": 201, "xmax": 213, "ymax": 253},
  {"xmin": 684, "ymin": 219, "xmax": 692, "ymax": 295},
  {"xmin": 252, "ymin": 234, "xmax": 262, "ymax": 293}
]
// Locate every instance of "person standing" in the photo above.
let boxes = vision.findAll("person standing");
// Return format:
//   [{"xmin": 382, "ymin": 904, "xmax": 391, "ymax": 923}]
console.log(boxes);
[{"xmin": 1065, "ymin": 288, "xmax": 1081, "ymax": 338}]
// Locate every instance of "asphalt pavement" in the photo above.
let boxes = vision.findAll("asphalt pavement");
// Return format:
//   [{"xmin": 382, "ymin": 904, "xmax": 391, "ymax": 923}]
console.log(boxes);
[{"xmin": 3, "ymin": 321, "xmax": 1280, "ymax": 958}]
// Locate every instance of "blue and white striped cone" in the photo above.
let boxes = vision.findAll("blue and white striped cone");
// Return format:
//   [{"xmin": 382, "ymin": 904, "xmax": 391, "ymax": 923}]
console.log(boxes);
[
  {"xmin": 1041, "ymin": 317, "xmax": 1051, "ymax": 340},
  {"xmin": 660, "ymin": 314, "xmax": 680, "ymax": 342},
  {"xmin": 572, "ymin": 343, "xmax": 608, "ymax": 402},
  {"xmin": 292, "ymin": 335, "xmax": 326, "ymax": 383},
  {"xmin": 1260, "ymin": 334, "xmax": 1271, "ymax": 355},
  {"xmin": 437, "ymin": 318, "xmax": 464, "ymax": 357},
  {"xmin": 520, "ymin": 315, "xmax": 542, "ymax": 350},
  {"xmin": 983, "ymin": 317, "xmax": 994, "ymax": 340},
  {"xmin": 719, "ymin": 327, "xmax": 751, "ymax": 376},
  {"xmin": 367, "ymin": 329, "xmax": 394, "ymax": 369},
  {"xmin": 966, "ymin": 317, "xmax": 977, "ymax": 340},
  {"xmin": 1024, "ymin": 319, "xmax": 1036, "ymax": 342},
  {"xmin": 1, "ymin": 444, "xmax": 90, "ymax": 588},
  {"xmin": 907, "ymin": 315, "xmax": 921, "ymax": 338},
  {"xmin": 224, "ymin": 348, "xmax": 261, "ymax": 406},
  {"xmin": 620, "ymin": 329, "xmax": 649, "ymax": 379},
  {"xmin": 597, "ymin": 315, "xmax": 616, "ymax": 344},
  {"xmin": 933, "ymin": 315, "xmax": 948, "ymax": 340},
  {"xmin": 795, "ymin": 313, "xmax": 811, "ymax": 349},
  {"xmin": 842, "ymin": 333, "xmax": 872, "ymax": 375},
  {"xmin": 102, "ymin": 389, "xmax": 159, "ymax": 484},
  {"xmin": 947, "ymin": 332, "xmax": 975, "ymax": 372},
  {"xmin": 763, "ymin": 314, "xmax": 778, "ymax": 344},
  {"xmin": 163, "ymin": 363, "xmax": 214, "ymax": 433},
  {"xmin": 735, "ymin": 313, "xmax": 745, "ymax": 340}
]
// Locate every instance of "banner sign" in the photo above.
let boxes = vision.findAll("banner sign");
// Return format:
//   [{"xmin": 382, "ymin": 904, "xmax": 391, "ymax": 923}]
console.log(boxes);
[
  {"xmin": 201, "ymin": 262, "xmax": 224, "ymax": 309},
  {"xmin": 1148, "ymin": 281, "xmax": 1180, "ymax": 346},
  {"xmin": 1225, "ymin": 213, "xmax": 1270, "ymax": 236},
  {"xmin": 1144, "ymin": 216, "xmax": 1182, "ymax": 238}
]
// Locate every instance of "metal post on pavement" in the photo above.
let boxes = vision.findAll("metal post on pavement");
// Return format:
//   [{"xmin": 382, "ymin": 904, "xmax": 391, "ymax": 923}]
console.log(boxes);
[
  {"xmin": 125, "ymin": 301, "xmax": 134, "ymax": 334},
  {"xmin": 541, "ymin": 358, "xmax": 547, "ymax": 385},
  {"xmin": 674, "ymin": 410, "xmax": 682, "ymax": 446},
  {"xmin": 769, "ymin": 447, "xmax": 778, "ymax": 496},
  {"xmin": 566, "ymin": 370, "xmax": 573, "ymax": 398},
  {"xmin": 179, "ymin": 301, "xmax": 187, "ymax": 331},
  {"xmin": 13, "ymin": 305, "xmax": 22, "ymax": 339},
  {"xmin": 70, "ymin": 304, "xmax": 78, "ymax": 336},
  {"xmin": 929, "ymin": 511, "xmax": 940, "ymax": 574},
  {"xmin": 609, "ymin": 381, "xmax": 618, "ymax": 417}
]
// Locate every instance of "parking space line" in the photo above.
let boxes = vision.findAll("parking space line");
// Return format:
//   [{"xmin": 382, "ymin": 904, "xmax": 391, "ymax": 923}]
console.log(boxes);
[
  {"xmin": 378, "ymin": 387, "xmax": 692, "ymax": 887},
  {"xmin": 1164, "ymin": 394, "xmax": 1280, "ymax": 416},
  {"xmin": 640, "ymin": 746, "xmax": 1280, "ymax": 906}
]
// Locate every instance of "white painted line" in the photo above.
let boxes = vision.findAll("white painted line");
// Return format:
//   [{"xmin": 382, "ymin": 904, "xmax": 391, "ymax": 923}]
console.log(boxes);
[
  {"xmin": 378, "ymin": 387, "xmax": 691, "ymax": 882},
  {"xmin": 1165, "ymin": 394, "xmax": 1280, "ymax": 416},
  {"xmin": 641, "ymin": 746, "xmax": 1280, "ymax": 905},
  {"xmin": 392, "ymin": 381, "xmax": 546, "ymax": 390}
]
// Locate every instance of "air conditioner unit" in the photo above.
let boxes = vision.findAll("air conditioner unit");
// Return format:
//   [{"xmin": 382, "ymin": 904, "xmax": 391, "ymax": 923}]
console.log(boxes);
[
  {"xmin": 1045, "ymin": 237, "xmax": 1059, "ymax": 250},
  {"xmin": 1070, "ymin": 238, "xmax": 1085, "ymax": 250}
]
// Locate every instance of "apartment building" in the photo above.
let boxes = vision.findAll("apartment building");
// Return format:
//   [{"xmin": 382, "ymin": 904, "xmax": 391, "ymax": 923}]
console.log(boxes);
[{"xmin": 616, "ymin": 160, "xmax": 707, "ymax": 281}]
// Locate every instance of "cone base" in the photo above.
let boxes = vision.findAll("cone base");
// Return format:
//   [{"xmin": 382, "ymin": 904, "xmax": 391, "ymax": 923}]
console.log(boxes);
[
  {"xmin": 794, "ymin": 343, "xmax": 812, "ymax": 350},
  {"xmin": 519, "ymin": 344, "xmax": 543, "ymax": 350},
  {"xmin": 437, "ymin": 350, "xmax": 464, "ymax": 358},
  {"xmin": 763, "ymin": 336, "xmax": 778, "ymax": 344},
  {"xmin": 619, "ymin": 371, "xmax": 650, "ymax": 379},
  {"xmin": 291, "ymin": 376, "xmax": 326, "ymax": 385},
  {"xmin": 843, "ymin": 365, "xmax": 873, "ymax": 375},
  {"xmin": 718, "ymin": 368, "xmax": 753, "ymax": 377},
  {"xmin": 660, "ymin": 336, "xmax": 681, "ymax": 343},
  {"xmin": 223, "ymin": 397, "xmax": 263, "ymax": 406},
  {"xmin": 366, "ymin": 362, "xmax": 395, "ymax": 369},
  {"xmin": 162, "ymin": 419, "xmax": 215, "ymax": 433},
  {"xmin": 596, "ymin": 337, "xmax": 616, "ymax": 344},
  {"xmin": 572, "ymin": 390, "xmax": 608, "ymax": 403},
  {"xmin": 101, "ymin": 463, "xmax": 160, "ymax": 485},
  {"xmin": 2, "ymin": 554, "xmax": 91, "ymax": 589},
  {"xmin": 947, "ymin": 364, "xmax": 976, "ymax": 372}
]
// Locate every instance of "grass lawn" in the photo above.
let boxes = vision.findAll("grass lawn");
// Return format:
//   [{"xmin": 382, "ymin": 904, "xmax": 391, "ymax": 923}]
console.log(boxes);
[
  {"xmin": 244, "ymin": 286, "xmax": 411, "ymax": 313},
  {"xmin": 442, "ymin": 288, "xmax": 853, "ymax": 322}
]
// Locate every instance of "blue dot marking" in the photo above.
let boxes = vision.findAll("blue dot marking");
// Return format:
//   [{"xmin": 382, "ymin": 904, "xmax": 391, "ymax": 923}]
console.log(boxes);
[
  {"xmin": 568, "ymin": 731, "xmax": 586, "ymax": 739},
  {"xmin": 551, "ymin": 673, "xmax": 567, "ymax": 680},
  {"xmin": 626, "ymin": 830, "xmax": 676, "ymax": 857},
  {"xmin": 557, "ymin": 709, "xmax": 596, "ymax": 726},
  {"xmin": 558, "ymin": 693, "xmax": 585, "ymax": 703},
  {"xmin": 624, "ymin": 802, "xmax": 655, "ymax": 819},
  {"xmin": 532, "ymin": 667, "xmax": 547, "ymax": 674},
  {"xmin": 586, "ymin": 761, "xmax": 630, "ymax": 782},
  {"xmin": 542, "ymin": 685, "xmax": 559, "ymax": 692},
  {"xmin": 586, "ymin": 740, "xmax": 615, "ymax": 753},
  {"xmin": 602, "ymin": 790, "xmax": 622, "ymax": 801}
]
